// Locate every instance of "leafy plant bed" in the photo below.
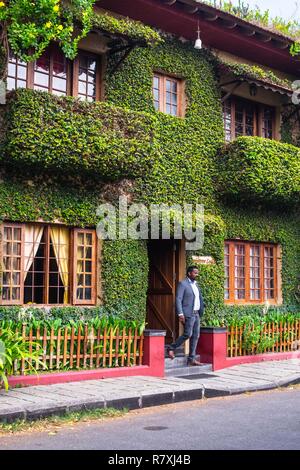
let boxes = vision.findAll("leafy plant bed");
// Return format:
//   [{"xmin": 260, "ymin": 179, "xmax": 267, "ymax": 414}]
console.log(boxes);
[{"xmin": 0, "ymin": 312, "xmax": 145, "ymax": 389}]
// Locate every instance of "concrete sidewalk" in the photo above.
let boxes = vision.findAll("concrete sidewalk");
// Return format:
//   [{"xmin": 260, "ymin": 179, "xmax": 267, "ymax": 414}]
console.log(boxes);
[{"xmin": 0, "ymin": 359, "xmax": 299, "ymax": 423}]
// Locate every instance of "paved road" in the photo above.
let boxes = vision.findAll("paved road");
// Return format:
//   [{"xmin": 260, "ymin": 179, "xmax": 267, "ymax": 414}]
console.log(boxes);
[{"xmin": 0, "ymin": 388, "xmax": 299, "ymax": 450}]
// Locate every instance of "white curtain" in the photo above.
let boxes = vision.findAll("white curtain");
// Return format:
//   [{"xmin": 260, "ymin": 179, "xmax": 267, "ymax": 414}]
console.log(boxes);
[{"xmin": 24, "ymin": 225, "xmax": 44, "ymax": 281}]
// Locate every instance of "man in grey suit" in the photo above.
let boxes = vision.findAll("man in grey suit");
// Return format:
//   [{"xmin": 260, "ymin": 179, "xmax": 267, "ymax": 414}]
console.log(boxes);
[{"xmin": 167, "ymin": 266, "xmax": 204, "ymax": 366}]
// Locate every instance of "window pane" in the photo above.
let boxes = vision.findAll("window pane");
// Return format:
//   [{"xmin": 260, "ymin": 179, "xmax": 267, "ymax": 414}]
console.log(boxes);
[
  {"xmin": 85, "ymin": 233, "xmax": 92, "ymax": 245},
  {"xmin": 153, "ymin": 76, "xmax": 159, "ymax": 89},
  {"xmin": 262, "ymin": 107, "xmax": 274, "ymax": 139},
  {"xmin": 88, "ymin": 59, "xmax": 96, "ymax": 71},
  {"xmin": 85, "ymin": 261, "xmax": 92, "ymax": 272},
  {"xmin": 52, "ymin": 77, "xmax": 67, "ymax": 93},
  {"xmin": 85, "ymin": 288, "xmax": 92, "ymax": 300},
  {"xmin": 34, "ymin": 71, "xmax": 49, "ymax": 88},
  {"xmin": 17, "ymin": 66, "xmax": 27, "ymax": 80},
  {"xmin": 87, "ymin": 83, "xmax": 95, "ymax": 97},
  {"xmin": 78, "ymin": 81, "xmax": 86, "ymax": 95},
  {"xmin": 79, "ymin": 69, "xmax": 87, "ymax": 81},
  {"xmin": 85, "ymin": 246, "xmax": 92, "ymax": 259},
  {"xmin": 77, "ymin": 287, "xmax": 84, "ymax": 300}
]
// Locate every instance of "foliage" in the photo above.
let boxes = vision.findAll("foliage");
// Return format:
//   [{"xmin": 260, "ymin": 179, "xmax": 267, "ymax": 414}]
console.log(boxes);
[
  {"xmin": 91, "ymin": 11, "xmax": 162, "ymax": 46},
  {"xmin": 0, "ymin": 310, "xmax": 146, "ymax": 376},
  {"xmin": 102, "ymin": 240, "xmax": 149, "ymax": 323},
  {"xmin": 217, "ymin": 136, "xmax": 300, "ymax": 204},
  {"xmin": 202, "ymin": 305, "xmax": 300, "ymax": 327},
  {"xmin": 205, "ymin": 1, "xmax": 300, "ymax": 39},
  {"xmin": 0, "ymin": 327, "xmax": 45, "ymax": 390},
  {"xmin": 105, "ymin": 38, "xmax": 300, "ymax": 319},
  {"xmin": 107, "ymin": 40, "xmax": 224, "ymax": 208},
  {"xmin": 0, "ymin": 0, "xmax": 95, "ymax": 65},
  {"xmin": 0, "ymin": 305, "xmax": 146, "ymax": 332},
  {"xmin": 0, "ymin": 33, "xmax": 299, "ymax": 323},
  {"xmin": 0, "ymin": 175, "xmax": 104, "ymax": 226},
  {"xmin": 1, "ymin": 89, "xmax": 158, "ymax": 179},
  {"xmin": 241, "ymin": 324, "xmax": 277, "ymax": 354},
  {"xmin": 217, "ymin": 58, "xmax": 292, "ymax": 91}
]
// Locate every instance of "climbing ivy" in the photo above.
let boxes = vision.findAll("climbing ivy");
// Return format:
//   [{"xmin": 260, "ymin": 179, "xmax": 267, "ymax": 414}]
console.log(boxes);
[
  {"xmin": 218, "ymin": 137, "xmax": 300, "ymax": 205},
  {"xmin": 0, "ymin": 33, "xmax": 299, "ymax": 322},
  {"xmin": 105, "ymin": 38, "xmax": 300, "ymax": 319},
  {"xmin": 217, "ymin": 58, "xmax": 293, "ymax": 91},
  {"xmin": 90, "ymin": 11, "xmax": 162, "ymax": 46},
  {"xmin": 2, "ymin": 89, "xmax": 158, "ymax": 179}
]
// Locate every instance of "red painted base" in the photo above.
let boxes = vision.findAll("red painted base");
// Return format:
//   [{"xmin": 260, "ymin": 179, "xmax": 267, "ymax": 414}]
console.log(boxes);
[
  {"xmin": 221, "ymin": 351, "xmax": 300, "ymax": 370},
  {"xmin": 8, "ymin": 365, "xmax": 153, "ymax": 388},
  {"xmin": 198, "ymin": 328, "xmax": 300, "ymax": 371}
]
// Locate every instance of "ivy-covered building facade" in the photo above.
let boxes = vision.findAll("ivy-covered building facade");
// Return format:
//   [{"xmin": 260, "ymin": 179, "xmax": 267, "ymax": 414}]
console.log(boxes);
[{"xmin": 0, "ymin": 0, "xmax": 299, "ymax": 350}]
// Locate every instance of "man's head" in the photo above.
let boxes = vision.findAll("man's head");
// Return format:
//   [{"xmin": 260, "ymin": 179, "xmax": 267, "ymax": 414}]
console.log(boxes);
[{"xmin": 186, "ymin": 265, "xmax": 199, "ymax": 281}]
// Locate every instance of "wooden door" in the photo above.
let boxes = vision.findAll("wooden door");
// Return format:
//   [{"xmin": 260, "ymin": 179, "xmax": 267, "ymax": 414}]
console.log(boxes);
[{"xmin": 147, "ymin": 239, "xmax": 183, "ymax": 344}]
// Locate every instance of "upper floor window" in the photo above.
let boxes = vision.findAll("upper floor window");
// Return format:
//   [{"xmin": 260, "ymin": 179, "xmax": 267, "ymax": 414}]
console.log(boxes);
[
  {"xmin": 75, "ymin": 52, "xmax": 98, "ymax": 102},
  {"xmin": 225, "ymin": 240, "xmax": 279, "ymax": 305},
  {"xmin": 7, "ymin": 53, "xmax": 28, "ymax": 91},
  {"xmin": 153, "ymin": 73, "xmax": 183, "ymax": 117},
  {"xmin": 1, "ymin": 223, "xmax": 97, "ymax": 306},
  {"xmin": 34, "ymin": 46, "xmax": 68, "ymax": 96},
  {"xmin": 7, "ymin": 47, "xmax": 101, "ymax": 102},
  {"xmin": 223, "ymin": 96, "xmax": 275, "ymax": 142}
]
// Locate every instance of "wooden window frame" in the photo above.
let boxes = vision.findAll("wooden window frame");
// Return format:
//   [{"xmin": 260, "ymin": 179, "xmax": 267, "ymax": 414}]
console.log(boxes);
[
  {"xmin": 72, "ymin": 51, "xmax": 102, "ymax": 102},
  {"xmin": 224, "ymin": 240, "xmax": 279, "ymax": 305},
  {"xmin": 0, "ymin": 222, "xmax": 97, "ymax": 306},
  {"xmin": 223, "ymin": 96, "xmax": 276, "ymax": 141},
  {"xmin": 72, "ymin": 228, "xmax": 97, "ymax": 305},
  {"xmin": 1, "ymin": 223, "xmax": 24, "ymax": 305},
  {"xmin": 32, "ymin": 47, "xmax": 71, "ymax": 96},
  {"xmin": 153, "ymin": 73, "xmax": 184, "ymax": 117},
  {"xmin": 7, "ymin": 54, "xmax": 28, "ymax": 92},
  {"xmin": 8, "ymin": 47, "xmax": 101, "ymax": 102}
]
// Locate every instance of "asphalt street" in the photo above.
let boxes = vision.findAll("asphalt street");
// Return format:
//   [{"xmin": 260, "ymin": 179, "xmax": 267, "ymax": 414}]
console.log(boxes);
[{"xmin": 0, "ymin": 387, "xmax": 299, "ymax": 450}]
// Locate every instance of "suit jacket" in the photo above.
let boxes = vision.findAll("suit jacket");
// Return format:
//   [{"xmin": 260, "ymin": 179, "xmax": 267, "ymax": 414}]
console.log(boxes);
[{"xmin": 175, "ymin": 278, "xmax": 205, "ymax": 318}]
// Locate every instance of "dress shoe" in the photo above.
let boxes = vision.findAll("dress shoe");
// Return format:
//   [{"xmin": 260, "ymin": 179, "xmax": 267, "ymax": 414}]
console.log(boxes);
[
  {"xmin": 187, "ymin": 359, "xmax": 202, "ymax": 366},
  {"xmin": 167, "ymin": 348, "xmax": 175, "ymax": 360}
]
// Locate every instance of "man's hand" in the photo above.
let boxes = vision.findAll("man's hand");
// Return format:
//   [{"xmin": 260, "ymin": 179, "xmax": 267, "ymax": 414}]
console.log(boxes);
[{"xmin": 179, "ymin": 315, "xmax": 185, "ymax": 325}]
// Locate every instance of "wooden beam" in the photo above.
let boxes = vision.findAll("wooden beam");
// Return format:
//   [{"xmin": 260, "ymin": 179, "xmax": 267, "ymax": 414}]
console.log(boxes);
[
  {"xmin": 239, "ymin": 26, "xmax": 256, "ymax": 37},
  {"xmin": 219, "ymin": 19, "xmax": 238, "ymax": 30},
  {"xmin": 161, "ymin": 0, "xmax": 177, "ymax": 5},
  {"xmin": 256, "ymin": 33, "xmax": 272, "ymax": 43},
  {"xmin": 203, "ymin": 13, "xmax": 219, "ymax": 21},
  {"xmin": 221, "ymin": 81, "xmax": 243, "ymax": 103},
  {"xmin": 273, "ymin": 41, "xmax": 290, "ymax": 50},
  {"xmin": 182, "ymin": 4, "xmax": 198, "ymax": 14},
  {"xmin": 109, "ymin": 45, "xmax": 135, "ymax": 75}
]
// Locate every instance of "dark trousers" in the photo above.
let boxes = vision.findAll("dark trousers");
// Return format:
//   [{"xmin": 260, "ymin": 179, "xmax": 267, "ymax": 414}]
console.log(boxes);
[{"xmin": 169, "ymin": 314, "xmax": 200, "ymax": 360}]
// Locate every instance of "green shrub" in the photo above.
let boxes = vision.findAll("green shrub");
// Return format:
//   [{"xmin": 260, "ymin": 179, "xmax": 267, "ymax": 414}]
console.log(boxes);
[
  {"xmin": 2, "ymin": 89, "xmax": 159, "ymax": 179},
  {"xmin": 218, "ymin": 137, "xmax": 300, "ymax": 204},
  {"xmin": 0, "ymin": 327, "xmax": 45, "ymax": 390}
]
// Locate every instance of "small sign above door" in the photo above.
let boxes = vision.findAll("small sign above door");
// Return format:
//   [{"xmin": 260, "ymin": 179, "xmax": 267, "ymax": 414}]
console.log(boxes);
[{"xmin": 192, "ymin": 255, "xmax": 215, "ymax": 265}]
